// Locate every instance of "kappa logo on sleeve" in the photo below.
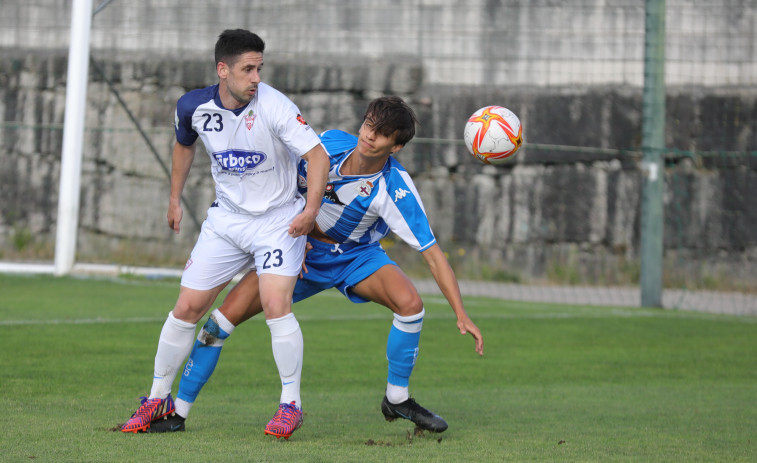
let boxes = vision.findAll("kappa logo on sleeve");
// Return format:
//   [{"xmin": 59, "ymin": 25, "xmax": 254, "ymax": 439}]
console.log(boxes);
[
  {"xmin": 296, "ymin": 114, "xmax": 308, "ymax": 126},
  {"xmin": 393, "ymin": 188, "xmax": 411, "ymax": 202},
  {"xmin": 213, "ymin": 149, "xmax": 267, "ymax": 173}
]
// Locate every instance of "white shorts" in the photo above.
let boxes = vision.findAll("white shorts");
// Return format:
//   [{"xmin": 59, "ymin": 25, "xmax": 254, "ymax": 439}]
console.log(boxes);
[{"xmin": 181, "ymin": 199, "xmax": 306, "ymax": 290}]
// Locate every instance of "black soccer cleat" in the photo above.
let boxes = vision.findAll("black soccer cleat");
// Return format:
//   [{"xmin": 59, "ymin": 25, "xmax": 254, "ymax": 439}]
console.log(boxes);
[
  {"xmin": 380, "ymin": 396, "xmax": 448, "ymax": 432},
  {"xmin": 144, "ymin": 413, "xmax": 186, "ymax": 433}
]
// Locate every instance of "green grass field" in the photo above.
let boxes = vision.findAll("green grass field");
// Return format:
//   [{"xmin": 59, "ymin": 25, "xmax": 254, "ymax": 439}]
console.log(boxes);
[{"xmin": 1, "ymin": 273, "xmax": 755, "ymax": 462}]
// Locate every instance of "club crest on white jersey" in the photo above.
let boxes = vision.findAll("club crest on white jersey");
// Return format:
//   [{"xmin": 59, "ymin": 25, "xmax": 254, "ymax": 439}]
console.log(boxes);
[{"xmin": 243, "ymin": 110, "xmax": 256, "ymax": 130}]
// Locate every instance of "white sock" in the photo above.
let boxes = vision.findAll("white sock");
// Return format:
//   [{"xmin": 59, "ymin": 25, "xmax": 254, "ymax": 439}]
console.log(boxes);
[
  {"xmin": 209, "ymin": 308, "xmax": 236, "ymax": 338},
  {"xmin": 174, "ymin": 398, "xmax": 191, "ymax": 419},
  {"xmin": 266, "ymin": 313, "xmax": 303, "ymax": 409},
  {"xmin": 150, "ymin": 311, "xmax": 196, "ymax": 399},
  {"xmin": 386, "ymin": 383, "xmax": 410, "ymax": 404}
]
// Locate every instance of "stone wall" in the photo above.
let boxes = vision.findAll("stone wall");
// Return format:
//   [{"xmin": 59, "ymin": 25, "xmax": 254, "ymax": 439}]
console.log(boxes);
[
  {"xmin": 1, "ymin": 49, "xmax": 755, "ymax": 288},
  {"xmin": 2, "ymin": 0, "xmax": 755, "ymax": 87}
]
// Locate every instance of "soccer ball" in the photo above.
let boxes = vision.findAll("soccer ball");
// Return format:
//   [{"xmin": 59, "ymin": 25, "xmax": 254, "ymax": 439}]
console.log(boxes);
[{"xmin": 463, "ymin": 105, "xmax": 523, "ymax": 165}]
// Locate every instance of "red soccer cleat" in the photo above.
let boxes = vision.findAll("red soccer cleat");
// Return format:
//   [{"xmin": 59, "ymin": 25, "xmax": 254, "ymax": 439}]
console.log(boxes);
[
  {"xmin": 121, "ymin": 395, "xmax": 176, "ymax": 433},
  {"xmin": 264, "ymin": 401, "xmax": 303, "ymax": 439}
]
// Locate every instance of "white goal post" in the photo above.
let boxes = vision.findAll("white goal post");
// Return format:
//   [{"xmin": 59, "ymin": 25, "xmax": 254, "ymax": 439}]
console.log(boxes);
[{"xmin": 53, "ymin": 0, "xmax": 93, "ymax": 276}]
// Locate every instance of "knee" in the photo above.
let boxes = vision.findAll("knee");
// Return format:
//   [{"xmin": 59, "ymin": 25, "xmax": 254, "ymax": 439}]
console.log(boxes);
[
  {"xmin": 172, "ymin": 302, "xmax": 206, "ymax": 324},
  {"xmin": 173, "ymin": 287, "xmax": 220, "ymax": 323},
  {"xmin": 393, "ymin": 292, "xmax": 423, "ymax": 317},
  {"xmin": 261, "ymin": 294, "xmax": 293, "ymax": 318}
]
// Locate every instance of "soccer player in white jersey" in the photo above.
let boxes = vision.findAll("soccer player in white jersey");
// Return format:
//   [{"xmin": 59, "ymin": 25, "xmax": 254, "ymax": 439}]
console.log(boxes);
[
  {"xmin": 120, "ymin": 29, "xmax": 329, "ymax": 438},
  {"xmin": 145, "ymin": 96, "xmax": 484, "ymax": 435}
]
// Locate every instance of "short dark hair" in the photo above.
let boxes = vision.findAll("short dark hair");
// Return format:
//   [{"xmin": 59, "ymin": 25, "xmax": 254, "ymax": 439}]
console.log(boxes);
[
  {"xmin": 363, "ymin": 96, "xmax": 418, "ymax": 146},
  {"xmin": 214, "ymin": 29, "xmax": 265, "ymax": 67}
]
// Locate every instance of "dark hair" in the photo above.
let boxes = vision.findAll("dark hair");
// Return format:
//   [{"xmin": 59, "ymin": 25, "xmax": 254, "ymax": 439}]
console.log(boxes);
[
  {"xmin": 214, "ymin": 29, "xmax": 266, "ymax": 66},
  {"xmin": 364, "ymin": 96, "xmax": 418, "ymax": 146}
]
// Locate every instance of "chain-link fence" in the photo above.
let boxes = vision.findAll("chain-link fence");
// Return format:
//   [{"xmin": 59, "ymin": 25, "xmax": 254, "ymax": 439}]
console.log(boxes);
[{"xmin": 1, "ymin": 1, "xmax": 755, "ymax": 314}]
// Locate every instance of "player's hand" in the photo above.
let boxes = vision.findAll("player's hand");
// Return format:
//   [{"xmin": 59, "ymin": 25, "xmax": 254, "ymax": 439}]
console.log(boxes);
[
  {"xmin": 167, "ymin": 204, "xmax": 183, "ymax": 234},
  {"xmin": 299, "ymin": 242, "xmax": 312, "ymax": 279},
  {"xmin": 288, "ymin": 208, "xmax": 317, "ymax": 237},
  {"xmin": 457, "ymin": 315, "xmax": 484, "ymax": 356}
]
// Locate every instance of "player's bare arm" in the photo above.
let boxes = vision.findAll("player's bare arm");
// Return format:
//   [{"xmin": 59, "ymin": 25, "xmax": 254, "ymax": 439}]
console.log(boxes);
[
  {"xmin": 167, "ymin": 141, "xmax": 196, "ymax": 234},
  {"xmin": 288, "ymin": 144, "xmax": 329, "ymax": 237},
  {"xmin": 421, "ymin": 243, "xmax": 485, "ymax": 356}
]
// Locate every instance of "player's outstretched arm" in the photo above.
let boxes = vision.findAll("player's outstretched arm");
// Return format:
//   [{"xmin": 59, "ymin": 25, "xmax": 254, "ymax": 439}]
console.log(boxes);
[
  {"xmin": 421, "ymin": 243, "xmax": 484, "ymax": 356},
  {"xmin": 289, "ymin": 144, "xmax": 329, "ymax": 237},
  {"xmin": 167, "ymin": 141, "xmax": 196, "ymax": 234}
]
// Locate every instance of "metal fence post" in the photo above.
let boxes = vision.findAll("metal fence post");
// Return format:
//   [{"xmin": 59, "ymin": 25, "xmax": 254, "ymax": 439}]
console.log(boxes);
[{"xmin": 640, "ymin": 0, "xmax": 666, "ymax": 307}]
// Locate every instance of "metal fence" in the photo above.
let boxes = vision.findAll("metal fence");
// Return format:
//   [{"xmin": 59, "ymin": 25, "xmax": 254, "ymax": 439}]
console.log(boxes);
[{"xmin": 1, "ymin": 0, "xmax": 755, "ymax": 314}]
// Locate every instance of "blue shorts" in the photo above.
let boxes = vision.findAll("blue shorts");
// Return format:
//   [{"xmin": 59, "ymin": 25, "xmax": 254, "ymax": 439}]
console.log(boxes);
[{"xmin": 293, "ymin": 237, "xmax": 396, "ymax": 303}]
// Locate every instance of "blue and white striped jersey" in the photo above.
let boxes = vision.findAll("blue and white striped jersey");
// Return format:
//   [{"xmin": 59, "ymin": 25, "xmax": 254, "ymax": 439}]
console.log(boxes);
[
  {"xmin": 298, "ymin": 130, "xmax": 436, "ymax": 252},
  {"xmin": 174, "ymin": 82, "xmax": 321, "ymax": 215}
]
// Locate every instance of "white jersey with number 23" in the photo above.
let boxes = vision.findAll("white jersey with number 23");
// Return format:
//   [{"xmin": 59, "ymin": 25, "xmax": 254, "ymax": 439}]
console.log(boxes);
[{"xmin": 174, "ymin": 82, "xmax": 322, "ymax": 215}]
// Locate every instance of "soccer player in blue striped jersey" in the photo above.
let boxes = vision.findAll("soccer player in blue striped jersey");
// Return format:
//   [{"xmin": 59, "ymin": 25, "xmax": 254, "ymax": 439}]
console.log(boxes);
[{"xmin": 148, "ymin": 96, "xmax": 484, "ymax": 435}]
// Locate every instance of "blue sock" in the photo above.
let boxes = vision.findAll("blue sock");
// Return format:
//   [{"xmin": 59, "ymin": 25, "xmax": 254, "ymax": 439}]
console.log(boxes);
[
  {"xmin": 386, "ymin": 309, "xmax": 424, "ymax": 388},
  {"xmin": 177, "ymin": 310, "xmax": 234, "ymax": 405}
]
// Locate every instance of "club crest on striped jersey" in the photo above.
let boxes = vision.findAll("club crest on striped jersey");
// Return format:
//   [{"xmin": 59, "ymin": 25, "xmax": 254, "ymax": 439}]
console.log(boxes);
[
  {"xmin": 213, "ymin": 149, "xmax": 267, "ymax": 173},
  {"xmin": 357, "ymin": 179, "xmax": 374, "ymax": 197},
  {"xmin": 244, "ymin": 110, "xmax": 256, "ymax": 130}
]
